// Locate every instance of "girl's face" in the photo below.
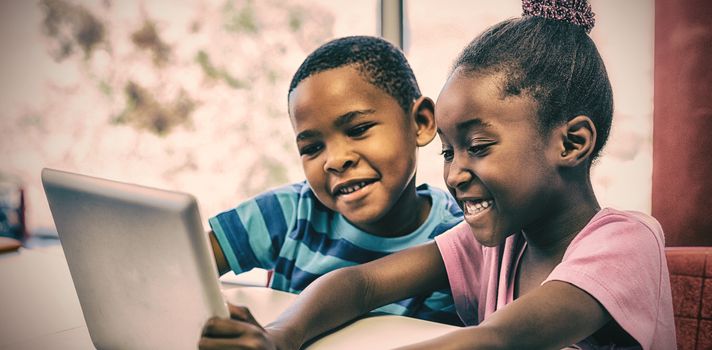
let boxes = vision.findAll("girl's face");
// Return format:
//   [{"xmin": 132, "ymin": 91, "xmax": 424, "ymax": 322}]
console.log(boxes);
[{"xmin": 436, "ymin": 69, "xmax": 563, "ymax": 246}]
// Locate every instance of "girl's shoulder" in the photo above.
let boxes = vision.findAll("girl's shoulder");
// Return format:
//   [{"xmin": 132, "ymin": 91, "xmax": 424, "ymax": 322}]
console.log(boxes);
[
  {"xmin": 585, "ymin": 208, "xmax": 665, "ymax": 246},
  {"xmin": 560, "ymin": 207, "xmax": 667, "ymax": 270}
]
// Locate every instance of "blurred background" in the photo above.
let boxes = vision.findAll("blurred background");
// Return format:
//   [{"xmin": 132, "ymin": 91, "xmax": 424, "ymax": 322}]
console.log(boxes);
[{"xmin": 0, "ymin": 0, "xmax": 655, "ymax": 239}]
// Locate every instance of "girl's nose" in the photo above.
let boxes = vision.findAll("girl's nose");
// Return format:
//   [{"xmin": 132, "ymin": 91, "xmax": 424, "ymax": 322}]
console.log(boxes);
[{"xmin": 445, "ymin": 157, "xmax": 473, "ymax": 190}]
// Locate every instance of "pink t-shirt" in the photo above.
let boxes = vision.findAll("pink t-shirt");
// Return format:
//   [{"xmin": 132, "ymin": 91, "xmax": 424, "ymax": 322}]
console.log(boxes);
[{"xmin": 434, "ymin": 208, "xmax": 676, "ymax": 349}]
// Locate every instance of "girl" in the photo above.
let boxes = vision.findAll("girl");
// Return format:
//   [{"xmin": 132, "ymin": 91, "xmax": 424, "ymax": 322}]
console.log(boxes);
[{"xmin": 200, "ymin": 0, "xmax": 676, "ymax": 348}]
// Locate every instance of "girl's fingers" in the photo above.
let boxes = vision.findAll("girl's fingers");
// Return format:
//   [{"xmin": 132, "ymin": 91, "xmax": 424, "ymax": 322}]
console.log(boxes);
[
  {"xmin": 198, "ymin": 337, "xmax": 237, "ymax": 350},
  {"xmin": 228, "ymin": 304, "xmax": 264, "ymax": 330},
  {"xmin": 199, "ymin": 318, "xmax": 275, "ymax": 350},
  {"xmin": 202, "ymin": 317, "xmax": 258, "ymax": 338},
  {"xmin": 198, "ymin": 337, "xmax": 258, "ymax": 350}
]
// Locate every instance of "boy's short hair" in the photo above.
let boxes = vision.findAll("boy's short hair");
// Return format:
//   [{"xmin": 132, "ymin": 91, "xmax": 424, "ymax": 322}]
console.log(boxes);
[{"xmin": 288, "ymin": 36, "xmax": 422, "ymax": 114}]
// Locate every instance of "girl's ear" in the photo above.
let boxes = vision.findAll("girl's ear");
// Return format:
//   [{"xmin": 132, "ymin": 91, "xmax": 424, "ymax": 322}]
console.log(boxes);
[
  {"xmin": 558, "ymin": 115, "xmax": 597, "ymax": 167},
  {"xmin": 412, "ymin": 96, "xmax": 437, "ymax": 147}
]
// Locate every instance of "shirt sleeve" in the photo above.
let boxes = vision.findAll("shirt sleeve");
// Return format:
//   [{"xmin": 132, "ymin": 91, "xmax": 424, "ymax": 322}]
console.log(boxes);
[
  {"xmin": 208, "ymin": 183, "xmax": 301, "ymax": 274},
  {"xmin": 435, "ymin": 221, "xmax": 484, "ymax": 326},
  {"xmin": 544, "ymin": 210, "xmax": 667, "ymax": 349}
]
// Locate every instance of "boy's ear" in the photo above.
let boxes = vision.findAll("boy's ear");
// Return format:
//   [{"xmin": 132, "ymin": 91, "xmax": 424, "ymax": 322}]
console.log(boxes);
[
  {"xmin": 557, "ymin": 115, "xmax": 597, "ymax": 167},
  {"xmin": 411, "ymin": 96, "xmax": 437, "ymax": 147}
]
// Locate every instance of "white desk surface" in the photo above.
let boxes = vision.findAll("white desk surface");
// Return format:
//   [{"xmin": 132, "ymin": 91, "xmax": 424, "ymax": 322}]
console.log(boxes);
[{"xmin": 0, "ymin": 245, "xmax": 458, "ymax": 350}]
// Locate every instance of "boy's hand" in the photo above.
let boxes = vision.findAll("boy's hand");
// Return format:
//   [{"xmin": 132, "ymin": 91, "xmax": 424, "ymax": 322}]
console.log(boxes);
[{"xmin": 200, "ymin": 303, "xmax": 279, "ymax": 350}]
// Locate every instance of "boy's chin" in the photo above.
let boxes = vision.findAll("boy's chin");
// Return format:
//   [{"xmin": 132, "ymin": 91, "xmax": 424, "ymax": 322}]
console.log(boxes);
[
  {"xmin": 342, "ymin": 209, "xmax": 385, "ymax": 227},
  {"xmin": 340, "ymin": 206, "xmax": 394, "ymax": 230}
]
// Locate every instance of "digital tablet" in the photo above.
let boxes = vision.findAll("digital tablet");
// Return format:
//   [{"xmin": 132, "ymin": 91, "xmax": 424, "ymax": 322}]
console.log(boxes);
[{"xmin": 42, "ymin": 168, "xmax": 229, "ymax": 350}]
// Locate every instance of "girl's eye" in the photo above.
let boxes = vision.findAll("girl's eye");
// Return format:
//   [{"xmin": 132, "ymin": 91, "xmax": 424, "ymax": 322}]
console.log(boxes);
[
  {"xmin": 440, "ymin": 149, "xmax": 454, "ymax": 162},
  {"xmin": 468, "ymin": 143, "xmax": 493, "ymax": 156},
  {"xmin": 346, "ymin": 123, "xmax": 375, "ymax": 137},
  {"xmin": 299, "ymin": 143, "xmax": 323, "ymax": 156}
]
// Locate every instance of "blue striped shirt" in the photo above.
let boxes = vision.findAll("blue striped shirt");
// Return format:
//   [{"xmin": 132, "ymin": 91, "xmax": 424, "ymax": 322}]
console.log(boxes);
[{"xmin": 209, "ymin": 181, "xmax": 464, "ymax": 325}]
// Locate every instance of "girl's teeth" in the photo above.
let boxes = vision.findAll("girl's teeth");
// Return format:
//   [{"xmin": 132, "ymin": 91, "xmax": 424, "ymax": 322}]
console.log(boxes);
[{"xmin": 465, "ymin": 200, "xmax": 493, "ymax": 214}]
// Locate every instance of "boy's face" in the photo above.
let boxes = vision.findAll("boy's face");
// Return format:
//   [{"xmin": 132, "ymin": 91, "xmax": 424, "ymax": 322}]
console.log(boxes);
[
  {"xmin": 436, "ymin": 69, "xmax": 562, "ymax": 246},
  {"xmin": 288, "ymin": 66, "xmax": 420, "ymax": 230}
]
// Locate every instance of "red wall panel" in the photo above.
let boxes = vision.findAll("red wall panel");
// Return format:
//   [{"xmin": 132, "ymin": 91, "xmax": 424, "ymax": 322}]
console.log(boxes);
[{"xmin": 653, "ymin": 0, "xmax": 712, "ymax": 246}]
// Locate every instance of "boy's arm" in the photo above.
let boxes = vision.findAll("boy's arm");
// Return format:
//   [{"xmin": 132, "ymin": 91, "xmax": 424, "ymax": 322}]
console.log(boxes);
[
  {"xmin": 208, "ymin": 231, "xmax": 230, "ymax": 276},
  {"xmin": 395, "ymin": 280, "xmax": 610, "ymax": 350},
  {"xmin": 200, "ymin": 241, "xmax": 450, "ymax": 349}
]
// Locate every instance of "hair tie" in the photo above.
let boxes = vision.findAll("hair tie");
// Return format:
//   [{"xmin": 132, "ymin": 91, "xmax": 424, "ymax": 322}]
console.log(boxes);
[{"xmin": 522, "ymin": 0, "xmax": 595, "ymax": 33}]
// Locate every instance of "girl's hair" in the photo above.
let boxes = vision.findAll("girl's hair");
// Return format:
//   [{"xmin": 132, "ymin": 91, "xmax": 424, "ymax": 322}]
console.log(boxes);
[
  {"xmin": 454, "ymin": 6, "xmax": 613, "ymax": 162},
  {"xmin": 288, "ymin": 36, "xmax": 422, "ymax": 115}
]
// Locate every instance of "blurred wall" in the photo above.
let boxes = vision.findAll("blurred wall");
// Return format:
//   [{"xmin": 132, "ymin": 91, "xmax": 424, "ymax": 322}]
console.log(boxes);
[{"xmin": 0, "ymin": 0, "xmax": 378, "ymax": 232}]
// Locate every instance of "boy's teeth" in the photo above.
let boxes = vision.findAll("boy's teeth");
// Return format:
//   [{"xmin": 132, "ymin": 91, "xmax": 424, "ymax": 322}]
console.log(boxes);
[
  {"xmin": 339, "ymin": 181, "xmax": 368, "ymax": 194},
  {"xmin": 464, "ymin": 200, "xmax": 493, "ymax": 214}
]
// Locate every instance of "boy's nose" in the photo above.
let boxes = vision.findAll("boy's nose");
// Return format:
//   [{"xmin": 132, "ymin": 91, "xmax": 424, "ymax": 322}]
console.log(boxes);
[{"xmin": 324, "ymin": 148, "xmax": 357, "ymax": 174}]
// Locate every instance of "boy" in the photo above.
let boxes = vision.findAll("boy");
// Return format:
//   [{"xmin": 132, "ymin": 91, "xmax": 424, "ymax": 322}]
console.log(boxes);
[{"xmin": 209, "ymin": 36, "xmax": 463, "ymax": 324}]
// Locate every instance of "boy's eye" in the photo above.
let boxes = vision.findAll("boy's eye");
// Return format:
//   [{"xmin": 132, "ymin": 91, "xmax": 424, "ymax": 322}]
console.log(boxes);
[
  {"xmin": 299, "ymin": 143, "xmax": 323, "ymax": 156},
  {"xmin": 346, "ymin": 123, "xmax": 375, "ymax": 137},
  {"xmin": 440, "ymin": 149, "xmax": 454, "ymax": 162}
]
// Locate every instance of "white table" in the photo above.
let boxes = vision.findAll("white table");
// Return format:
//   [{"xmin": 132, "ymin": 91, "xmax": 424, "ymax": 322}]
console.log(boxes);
[
  {"xmin": 0, "ymin": 245, "xmax": 459, "ymax": 350},
  {"xmin": 0, "ymin": 246, "xmax": 91, "ymax": 350}
]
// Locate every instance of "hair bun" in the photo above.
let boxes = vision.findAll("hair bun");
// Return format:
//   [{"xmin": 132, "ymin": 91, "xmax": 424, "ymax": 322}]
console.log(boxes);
[{"xmin": 522, "ymin": 0, "xmax": 595, "ymax": 33}]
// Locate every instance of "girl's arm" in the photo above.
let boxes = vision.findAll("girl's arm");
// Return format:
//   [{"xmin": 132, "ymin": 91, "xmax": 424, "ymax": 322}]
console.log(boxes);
[
  {"xmin": 200, "ymin": 241, "xmax": 450, "ymax": 349},
  {"xmin": 395, "ymin": 280, "xmax": 611, "ymax": 350}
]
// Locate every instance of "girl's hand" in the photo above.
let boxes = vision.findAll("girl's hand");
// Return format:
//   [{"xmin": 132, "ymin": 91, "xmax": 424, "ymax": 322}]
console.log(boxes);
[{"xmin": 200, "ymin": 303, "xmax": 290, "ymax": 350}]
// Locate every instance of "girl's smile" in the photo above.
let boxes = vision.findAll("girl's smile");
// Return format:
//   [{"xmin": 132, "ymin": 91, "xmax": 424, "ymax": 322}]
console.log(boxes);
[{"xmin": 461, "ymin": 198, "xmax": 494, "ymax": 219}]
